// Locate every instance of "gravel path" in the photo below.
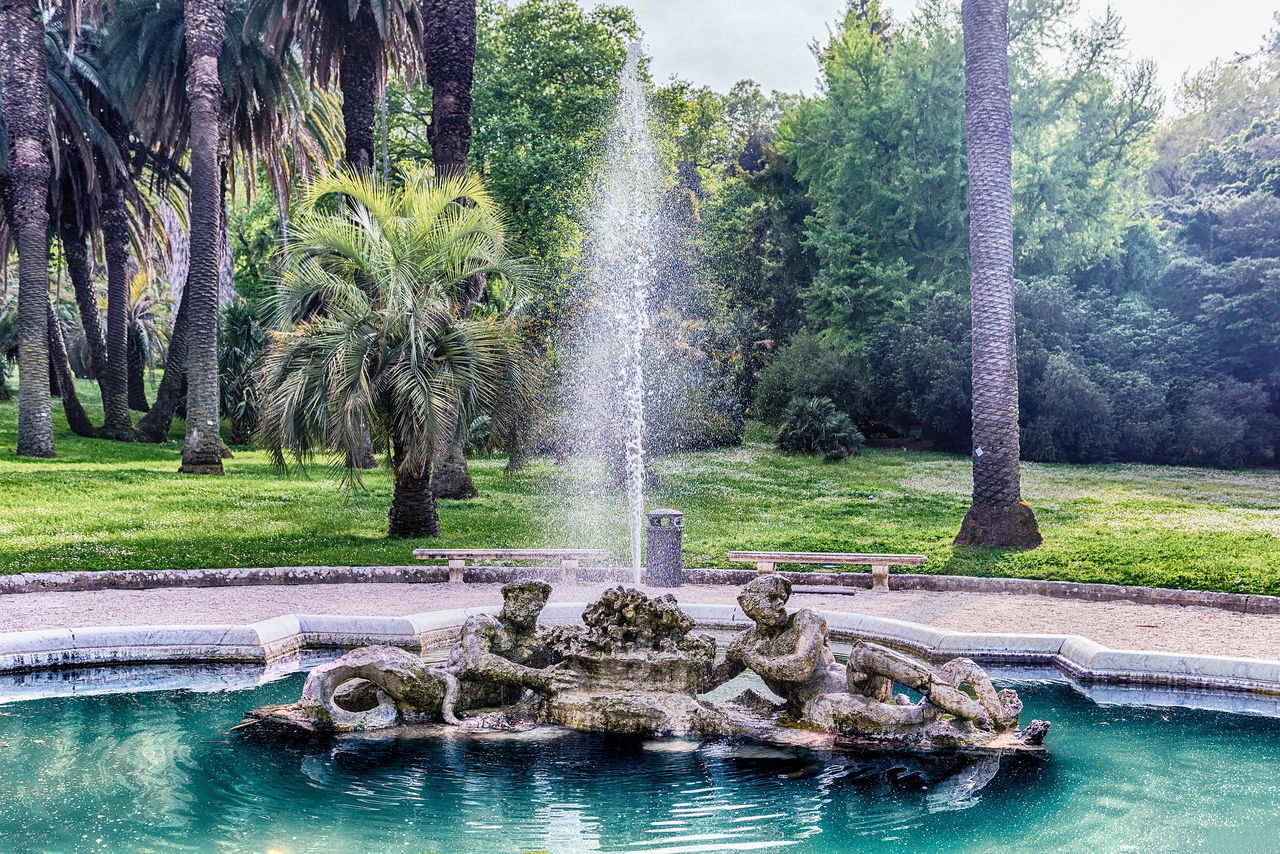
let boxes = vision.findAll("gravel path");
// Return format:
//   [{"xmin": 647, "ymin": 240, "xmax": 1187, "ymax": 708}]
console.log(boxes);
[{"xmin": 2, "ymin": 581, "xmax": 1278, "ymax": 659}]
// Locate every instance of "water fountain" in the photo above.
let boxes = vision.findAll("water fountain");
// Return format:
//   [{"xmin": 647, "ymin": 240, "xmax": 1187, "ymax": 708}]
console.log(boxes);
[{"xmin": 560, "ymin": 43, "xmax": 662, "ymax": 584}]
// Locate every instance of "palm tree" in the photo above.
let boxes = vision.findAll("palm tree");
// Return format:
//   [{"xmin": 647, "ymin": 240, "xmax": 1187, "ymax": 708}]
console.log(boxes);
[
  {"xmin": 126, "ymin": 272, "xmax": 168, "ymax": 411},
  {"xmin": 421, "ymin": 0, "xmax": 474, "ymax": 178},
  {"xmin": 42, "ymin": 19, "xmax": 144, "ymax": 441},
  {"xmin": 258, "ymin": 0, "xmax": 424, "ymax": 175},
  {"xmin": 256, "ymin": 0, "xmax": 426, "ymax": 470},
  {"xmin": 218, "ymin": 299, "xmax": 264, "ymax": 445},
  {"xmin": 105, "ymin": 0, "xmax": 310, "ymax": 444},
  {"xmin": 177, "ymin": 0, "xmax": 230, "ymax": 474},
  {"xmin": 256, "ymin": 169, "xmax": 533, "ymax": 537},
  {"xmin": 1, "ymin": 0, "xmax": 56, "ymax": 458},
  {"xmin": 955, "ymin": 0, "xmax": 1041, "ymax": 548},
  {"xmin": 422, "ymin": 0, "xmax": 481, "ymax": 499}
]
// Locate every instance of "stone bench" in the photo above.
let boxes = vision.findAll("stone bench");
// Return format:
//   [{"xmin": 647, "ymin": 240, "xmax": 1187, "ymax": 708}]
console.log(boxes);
[
  {"xmin": 726, "ymin": 551, "xmax": 928, "ymax": 593},
  {"xmin": 412, "ymin": 549, "xmax": 613, "ymax": 583}
]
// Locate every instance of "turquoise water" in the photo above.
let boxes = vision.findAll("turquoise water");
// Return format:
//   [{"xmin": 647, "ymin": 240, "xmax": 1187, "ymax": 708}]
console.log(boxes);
[{"xmin": 2, "ymin": 673, "xmax": 1280, "ymax": 853}]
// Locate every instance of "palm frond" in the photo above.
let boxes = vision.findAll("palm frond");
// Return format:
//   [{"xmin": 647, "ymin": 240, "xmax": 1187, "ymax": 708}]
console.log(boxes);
[{"xmin": 256, "ymin": 169, "xmax": 538, "ymax": 483}]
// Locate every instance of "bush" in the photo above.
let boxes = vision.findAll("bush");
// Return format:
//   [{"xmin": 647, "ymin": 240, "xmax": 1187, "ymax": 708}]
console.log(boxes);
[
  {"xmin": 1172, "ymin": 378, "xmax": 1277, "ymax": 468},
  {"xmin": 775, "ymin": 396, "xmax": 865, "ymax": 462},
  {"xmin": 868, "ymin": 292, "xmax": 970, "ymax": 448},
  {"xmin": 753, "ymin": 332, "xmax": 866, "ymax": 423},
  {"xmin": 1021, "ymin": 353, "xmax": 1115, "ymax": 463}
]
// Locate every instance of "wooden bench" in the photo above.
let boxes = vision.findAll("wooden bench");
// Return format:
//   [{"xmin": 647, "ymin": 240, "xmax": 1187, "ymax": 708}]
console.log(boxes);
[
  {"xmin": 726, "ymin": 551, "xmax": 927, "ymax": 593},
  {"xmin": 412, "ymin": 549, "xmax": 613, "ymax": 583}
]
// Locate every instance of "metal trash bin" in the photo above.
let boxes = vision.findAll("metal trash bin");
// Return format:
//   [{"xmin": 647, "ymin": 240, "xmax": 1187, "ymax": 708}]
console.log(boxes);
[{"xmin": 644, "ymin": 509, "xmax": 684, "ymax": 587}]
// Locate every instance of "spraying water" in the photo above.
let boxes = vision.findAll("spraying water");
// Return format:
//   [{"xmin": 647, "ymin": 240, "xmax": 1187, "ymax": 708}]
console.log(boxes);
[
  {"xmin": 566, "ymin": 44, "xmax": 661, "ymax": 584},
  {"xmin": 606, "ymin": 45, "xmax": 658, "ymax": 584}
]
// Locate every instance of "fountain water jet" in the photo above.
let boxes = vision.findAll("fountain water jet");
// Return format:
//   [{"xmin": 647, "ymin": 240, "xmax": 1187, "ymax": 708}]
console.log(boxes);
[{"xmin": 566, "ymin": 43, "xmax": 662, "ymax": 584}]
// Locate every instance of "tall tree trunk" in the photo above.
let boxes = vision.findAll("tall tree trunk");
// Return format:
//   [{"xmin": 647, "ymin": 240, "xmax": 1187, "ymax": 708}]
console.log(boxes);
[
  {"xmin": 100, "ymin": 180, "xmax": 136, "ymax": 441},
  {"xmin": 340, "ymin": 4, "xmax": 380, "ymax": 176},
  {"xmin": 424, "ymin": 0, "xmax": 480, "ymax": 499},
  {"xmin": 388, "ymin": 440, "xmax": 441, "ymax": 538},
  {"xmin": 339, "ymin": 3, "xmax": 382, "ymax": 470},
  {"xmin": 135, "ymin": 282, "xmax": 187, "ymax": 441},
  {"xmin": 46, "ymin": 299, "xmax": 97, "ymax": 437},
  {"xmin": 127, "ymin": 326, "xmax": 150, "ymax": 411},
  {"xmin": 59, "ymin": 222, "xmax": 110, "ymax": 393},
  {"xmin": 2, "ymin": 0, "xmax": 56, "ymax": 458},
  {"xmin": 955, "ymin": 0, "xmax": 1041, "ymax": 549},
  {"xmin": 178, "ymin": 0, "xmax": 228, "ymax": 475},
  {"xmin": 423, "ymin": 0, "xmax": 475, "ymax": 179}
]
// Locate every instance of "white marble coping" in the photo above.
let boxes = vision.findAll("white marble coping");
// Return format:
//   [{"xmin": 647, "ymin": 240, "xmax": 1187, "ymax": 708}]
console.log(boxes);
[{"xmin": 2, "ymin": 603, "xmax": 1279, "ymax": 700}]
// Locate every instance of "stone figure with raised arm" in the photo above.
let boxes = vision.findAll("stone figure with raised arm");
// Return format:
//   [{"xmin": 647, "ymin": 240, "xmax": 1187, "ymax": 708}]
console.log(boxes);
[
  {"xmin": 701, "ymin": 575, "xmax": 1025, "ymax": 736},
  {"xmin": 263, "ymin": 580, "xmax": 576, "ymax": 731},
  {"xmin": 439, "ymin": 579, "xmax": 580, "ymax": 721}
]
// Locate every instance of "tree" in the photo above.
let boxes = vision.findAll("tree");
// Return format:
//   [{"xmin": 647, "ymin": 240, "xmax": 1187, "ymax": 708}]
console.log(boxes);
[
  {"xmin": 106, "ymin": 0, "xmax": 311, "ymax": 443},
  {"xmin": 1, "ymin": 0, "xmax": 56, "ymax": 458},
  {"xmin": 41, "ymin": 19, "xmax": 144, "ymax": 441},
  {"xmin": 259, "ymin": 0, "xmax": 424, "ymax": 176},
  {"xmin": 422, "ymin": 0, "xmax": 475, "ymax": 177},
  {"xmin": 955, "ymin": 0, "xmax": 1040, "ymax": 548},
  {"xmin": 257, "ymin": 170, "xmax": 533, "ymax": 538},
  {"xmin": 420, "ymin": 0, "xmax": 481, "ymax": 499},
  {"xmin": 178, "ymin": 0, "xmax": 230, "ymax": 474}
]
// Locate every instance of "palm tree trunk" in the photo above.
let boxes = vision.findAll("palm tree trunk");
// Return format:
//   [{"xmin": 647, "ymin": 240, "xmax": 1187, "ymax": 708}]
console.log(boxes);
[
  {"xmin": 100, "ymin": 184, "xmax": 136, "ymax": 440},
  {"xmin": 135, "ymin": 281, "xmax": 187, "ymax": 441},
  {"xmin": 423, "ymin": 0, "xmax": 480, "ymax": 499},
  {"xmin": 178, "ymin": 0, "xmax": 228, "ymax": 475},
  {"xmin": 423, "ymin": 0, "xmax": 475, "ymax": 179},
  {"xmin": 340, "ymin": 3, "xmax": 380, "ymax": 176},
  {"xmin": 127, "ymin": 326, "xmax": 150, "ymax": 410},
  {"xmin": 431, "ymin": 418, "xmax": 479, "ymax": 499},
  {"xmin": 388, "ymin": 440, "xmax": 441, "ymax": 538},
  {"xmin": 46, "ymin": 299, "xmax": 97, "ymax": 437},
  {"xmin": 336, "ymin": 3, "xmax": 383, "ymax": 471},
  {"xmin": 59, "ymin": 222, "xmax": 110, "ymax": 394},
  {"xmin": 3, "ymin": 0, "xmax": 56, "ymax": 458},
  {"xmin": 955, "ymin": 0, "xmax": 1040, "ymax": 549}
]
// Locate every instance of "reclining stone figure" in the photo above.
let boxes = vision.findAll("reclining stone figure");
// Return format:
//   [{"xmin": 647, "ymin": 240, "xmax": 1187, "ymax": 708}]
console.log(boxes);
[
  {"xmin": 701, "ymin": 575, "xmax": 1033, "ymax": 741},
  {"xmin": 264, "ymin": 580, "xmax": 575, "ymax": 731}
]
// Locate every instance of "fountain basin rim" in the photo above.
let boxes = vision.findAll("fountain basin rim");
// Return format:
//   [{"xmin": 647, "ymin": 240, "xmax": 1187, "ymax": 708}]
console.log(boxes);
[{"xmin": 2, "ymin": 603, "xmax": 1279, "ymax": 700}]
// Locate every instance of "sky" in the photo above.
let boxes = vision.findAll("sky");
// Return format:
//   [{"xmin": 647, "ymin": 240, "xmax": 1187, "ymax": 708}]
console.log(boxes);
[{"xmin": 580, "ymin": 0, "xmax": 1278, "ymax": 108}]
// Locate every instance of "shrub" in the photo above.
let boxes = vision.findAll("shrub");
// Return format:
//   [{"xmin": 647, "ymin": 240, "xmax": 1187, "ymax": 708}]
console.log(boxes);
[
  {"xmin": 868, "ymin": 292, "xmax": 970, "ymax": 449},
  {"xmin": 775, "ymin": 396, "xmax": 865, "ymax": 462},
  {"xmin": 753, "ymin": 332, "xmax": 866, "ymax": 423},
  {"xmin": 1021, "ymin": 353, "xmax": 1115, "ymax": 463}
]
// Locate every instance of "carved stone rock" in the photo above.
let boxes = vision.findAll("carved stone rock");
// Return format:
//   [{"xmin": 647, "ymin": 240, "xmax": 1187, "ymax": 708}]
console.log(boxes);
[{"xmin": 244, "ymin": 583, "xmax": 1049, "ymax": 756}]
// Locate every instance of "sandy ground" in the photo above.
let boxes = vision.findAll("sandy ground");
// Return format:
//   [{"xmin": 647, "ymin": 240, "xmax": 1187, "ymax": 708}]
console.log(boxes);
[{"xmin": 2, "ymin": 581, "xmax": 1278, "ymax": 659}]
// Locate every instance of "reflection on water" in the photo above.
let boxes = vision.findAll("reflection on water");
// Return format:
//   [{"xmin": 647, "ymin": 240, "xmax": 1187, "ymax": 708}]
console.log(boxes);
[{"xmin": 1, "ymin": 675, "xmax": 1279, "ymax": 853}]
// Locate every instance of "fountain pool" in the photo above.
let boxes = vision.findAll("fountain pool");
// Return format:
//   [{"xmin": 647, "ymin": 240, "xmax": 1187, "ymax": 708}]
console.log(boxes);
[{"xmin": 3, "ymin": 671, "xmax": 1279, "ymax": 853}]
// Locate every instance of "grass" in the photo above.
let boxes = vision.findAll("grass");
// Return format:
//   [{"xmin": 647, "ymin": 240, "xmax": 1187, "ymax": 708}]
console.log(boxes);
[{"xmin": 3, "ymin": 376, "xmax": 1280, "ymax": 594}]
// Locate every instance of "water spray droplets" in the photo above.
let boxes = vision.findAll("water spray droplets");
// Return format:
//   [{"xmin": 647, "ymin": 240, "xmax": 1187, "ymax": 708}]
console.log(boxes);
[{"xmin": 561, "ymin": 43, "xmax": 662, "ymax": 584}]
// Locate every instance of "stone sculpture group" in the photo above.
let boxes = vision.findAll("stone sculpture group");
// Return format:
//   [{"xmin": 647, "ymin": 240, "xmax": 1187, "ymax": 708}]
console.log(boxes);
[{"xmin": 248, "ymin": 577, "xmax": 1048, "ymax": 753}]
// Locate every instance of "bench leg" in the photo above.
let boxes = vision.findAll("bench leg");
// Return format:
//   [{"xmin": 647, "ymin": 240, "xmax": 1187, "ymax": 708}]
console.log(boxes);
[
  {"xmin": 871, "ymin": 564, "xmax": 889, "ymax": 593},
  {"xmin": 448, "ymin": 559, "xmax": 465, "ymax": 584},
  {"xmin": 560, "ymin": 558, "xmax": 579, "ymax": 583},
  {"xmin": 756, "ymin": 561, "xmax": 776, "ymax": 575}
]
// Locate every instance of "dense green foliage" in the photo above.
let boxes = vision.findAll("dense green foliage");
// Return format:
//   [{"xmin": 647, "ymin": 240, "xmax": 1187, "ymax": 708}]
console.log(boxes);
[
  {"xmin": 384, "ymin": 0, "xmax": 635, "ymax": 331},
  {"xmin": 696, "ymin": 1, "xmax": 1278, "ymax": 468}
]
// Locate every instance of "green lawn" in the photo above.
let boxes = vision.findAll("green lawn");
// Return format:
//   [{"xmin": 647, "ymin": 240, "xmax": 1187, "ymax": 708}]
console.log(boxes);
[{"xmin": 3, "ymin": 377, "xmax": 1280, "ymax": 593}]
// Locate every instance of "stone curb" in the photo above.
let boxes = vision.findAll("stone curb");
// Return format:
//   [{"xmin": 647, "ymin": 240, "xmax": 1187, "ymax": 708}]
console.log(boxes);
[
  {"xmin": 3, "ymin": 603, "xmax": 1279, "ymax": 699},
  {"xmin": 4, "ymin": 564, "xmax": 1279, "ymax": 618},
  {"xmin": 681, "ymin": 569, "xmax": 1280, "ymax": 615}
]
